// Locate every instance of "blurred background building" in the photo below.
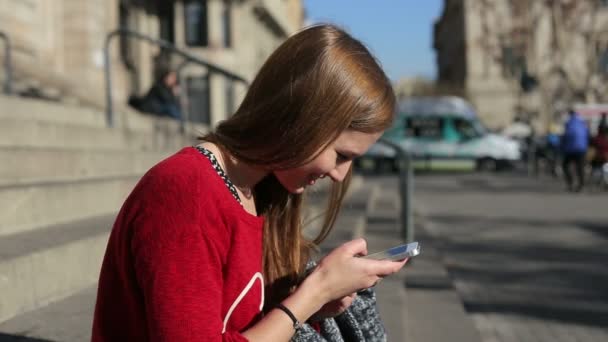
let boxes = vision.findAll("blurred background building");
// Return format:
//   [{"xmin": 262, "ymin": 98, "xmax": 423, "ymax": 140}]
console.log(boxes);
[
  {"xmin": 434, "ymin": 0, "xmax": 608, "ymax": 133},
  {"xmin": 0, "ymin": 0, "xmax": 303, "ymax": 125},
  {"xmin": 0, "ymin": 0, "xmax": 303, "ymax": 330},
  {"xmin": 393, "ymin": 76, "xmax": 437, "ymax": 100}
]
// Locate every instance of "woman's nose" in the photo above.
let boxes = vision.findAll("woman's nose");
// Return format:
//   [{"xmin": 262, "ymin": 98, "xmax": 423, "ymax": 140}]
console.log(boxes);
[{"xmin": 328, "ymin": 161, "xmax": 351, "ymax": 182}]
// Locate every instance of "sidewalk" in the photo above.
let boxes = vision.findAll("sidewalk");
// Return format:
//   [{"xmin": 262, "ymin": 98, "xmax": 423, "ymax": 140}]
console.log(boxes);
[
  {"xmin": 350, "ymin": 174, "xmax": 482, "ymax": 342},
  {"xmin": 317, "ymin": 173, "xmax": 482, "ymax": 341},
  {"xmin": 315, "ymin": 174, "xmax": 411, "ymax": 341},
  {"xmin": 413, "ymin": 172, "xmax": 608, "ymax": 342}
]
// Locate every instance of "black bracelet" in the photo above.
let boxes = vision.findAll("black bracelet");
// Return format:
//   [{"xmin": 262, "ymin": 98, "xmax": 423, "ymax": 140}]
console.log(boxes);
[{"xmin": 275, "ymin": 303, "xmax": 302, "ymax": 332}]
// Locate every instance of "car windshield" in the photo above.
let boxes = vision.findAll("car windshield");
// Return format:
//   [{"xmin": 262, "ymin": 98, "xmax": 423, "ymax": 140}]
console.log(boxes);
[
  {"xmin": 473, "ymin": 120, "xmax": 487, "ymax": 135},
  {"xmin": 453, "ymin": 117, "xmax": 486, "ymax": 139}
]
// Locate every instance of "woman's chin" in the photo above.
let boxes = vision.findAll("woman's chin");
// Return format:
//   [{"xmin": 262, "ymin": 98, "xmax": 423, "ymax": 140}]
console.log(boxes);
[{"xmin": 291, "ymin": 186, "xmax": 305, "ymax": 194}]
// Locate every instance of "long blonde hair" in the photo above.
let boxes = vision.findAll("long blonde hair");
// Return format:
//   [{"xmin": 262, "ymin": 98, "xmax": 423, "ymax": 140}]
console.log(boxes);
[{"xmin": 203, "ymin": 24, "xmax": 396, "ymax": 307}]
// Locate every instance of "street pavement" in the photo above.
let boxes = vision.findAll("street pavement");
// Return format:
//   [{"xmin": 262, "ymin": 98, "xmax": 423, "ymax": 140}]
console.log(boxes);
[
  {"xmin": 317, "ymin": 173, "xmax": 483, "ymax": 342},
  {"xmin": 405, "ymin": 171, "xmax": 608, "ymax": 342}
]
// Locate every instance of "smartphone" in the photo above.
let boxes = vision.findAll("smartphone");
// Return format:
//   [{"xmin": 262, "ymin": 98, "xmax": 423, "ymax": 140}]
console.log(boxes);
[{"xmin": 363, "ymin": 242, "xmax": 421, "ymax": 261}]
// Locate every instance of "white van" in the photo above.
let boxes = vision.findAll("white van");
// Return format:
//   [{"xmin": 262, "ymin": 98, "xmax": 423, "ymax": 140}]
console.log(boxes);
[{"xmin": 362, "ymin": 97, "xmax": 521, "ymax": 171}]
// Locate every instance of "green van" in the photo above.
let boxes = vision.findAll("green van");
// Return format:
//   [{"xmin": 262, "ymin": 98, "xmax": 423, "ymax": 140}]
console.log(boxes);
[{"xmin": 362, "ymin": 97, "xmax": 521, "ymax": 171}]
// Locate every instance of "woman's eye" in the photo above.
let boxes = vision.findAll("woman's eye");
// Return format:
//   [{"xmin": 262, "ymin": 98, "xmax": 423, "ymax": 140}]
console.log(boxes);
[{"xmin": 336, "ymin": 152, "xmax": 350, "ymax": 163}]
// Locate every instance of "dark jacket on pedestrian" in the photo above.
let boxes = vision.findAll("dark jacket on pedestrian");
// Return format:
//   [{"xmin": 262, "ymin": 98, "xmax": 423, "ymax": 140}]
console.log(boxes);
[
  {"xmin": 591, "ymin": 133, "xmax": 608, "ymax": 166},
  {"xmin": 561, "ymin": 113, "xmax": 589, "ymax": 155},
  {"xmin": 140, "ymin": 81, "xmax": 181, "ymax": 119}
]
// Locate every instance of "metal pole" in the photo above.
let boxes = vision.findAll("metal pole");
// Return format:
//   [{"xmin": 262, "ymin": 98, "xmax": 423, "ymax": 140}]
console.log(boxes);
[
  {"xmin": 176, "ymin": 60, "xmax": 190, "ymax": 134},
  {"xmin": 379, "ymin": 138, "xmax": 414, "ymax": 242},
  {"xmin": 0, "ymin": 31, "xmax": 12, "ymax": 95},
  {"xmin": 403, "ymin": 151, "xmax": 414, "ymax": 242},
  {"xmin": 527, "ymin": 137, "xmax": 537, "ymax": 177},
  {"xmin": 103, "ymin": 31, "xmax": 117, "ymax": 127}
]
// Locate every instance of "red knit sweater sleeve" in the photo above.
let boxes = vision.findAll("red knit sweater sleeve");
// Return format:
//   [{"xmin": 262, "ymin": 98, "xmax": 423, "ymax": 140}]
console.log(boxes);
[{"xmin": 129, "ymin": 160, "xmax": 249, "ymax": 342}]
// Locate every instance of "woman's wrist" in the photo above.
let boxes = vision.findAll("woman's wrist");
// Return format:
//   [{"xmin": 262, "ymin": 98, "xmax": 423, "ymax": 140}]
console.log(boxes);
[
  {"xmin": 303, "ymin": 265, "xmax": 332, "ymax": 303},
  {"xmin": 280, "ymin": 269, "xmax": 328, "ymax": 322}
]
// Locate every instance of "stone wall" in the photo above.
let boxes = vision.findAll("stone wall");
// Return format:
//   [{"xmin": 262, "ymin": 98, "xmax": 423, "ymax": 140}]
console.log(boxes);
[
  {"xmin": 0, "ymin": 0, "xmax": 129, "ymax": 107},
  {"xmin": 435, "ymin": 0, "xmax": 608, "ymax": 133},
  {"xmin": 0, "ymin": 0, "xmax": 303, "ymax": 124}
]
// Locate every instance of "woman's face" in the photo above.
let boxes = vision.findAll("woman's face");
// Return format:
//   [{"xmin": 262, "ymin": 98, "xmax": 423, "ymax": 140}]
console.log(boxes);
[{"xmin": 274, "ymin": 130, "xmax": 382, "ymax": 194}]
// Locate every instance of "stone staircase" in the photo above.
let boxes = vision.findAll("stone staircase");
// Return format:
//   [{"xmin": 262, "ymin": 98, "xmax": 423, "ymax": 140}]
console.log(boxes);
[
  {"xmin": 8, "ymin": 57, "xmax": 109, "ymax": 110},
  {"xmin": 0, "ymin": 94, "xmax": 205, "ymax": 325}
]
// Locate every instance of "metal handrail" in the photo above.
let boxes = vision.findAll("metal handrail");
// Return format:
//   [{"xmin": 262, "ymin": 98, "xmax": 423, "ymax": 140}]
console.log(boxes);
[
  {"xmin": 0, "ymin": 31, "xmax": 12, "ymax": 95},
  {"xmin": 378, "ymin": 138, "xmax": 414, "ymax": 242},
  {"xmin": 104, "ymin": 28, "xmax": 250, "ymax": 127}
]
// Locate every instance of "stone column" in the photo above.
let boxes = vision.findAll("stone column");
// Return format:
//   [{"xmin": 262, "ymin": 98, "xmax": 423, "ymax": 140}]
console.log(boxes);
[{"xmin": 210, "ymin": 71, "xmax": 226, "ymax": 125}]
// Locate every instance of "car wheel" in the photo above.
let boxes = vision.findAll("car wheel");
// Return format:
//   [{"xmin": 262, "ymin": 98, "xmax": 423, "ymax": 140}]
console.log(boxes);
[
  {"xmin": 476, "ymin": 157, "xmax": 497, "ymax": 172},
  {"xmin": 374, "ymin": 158, "xmax": 394, "ymax": 174},
  {"xmin": 391, "ymin": 158, "xmax": 402, "ymax": 173}
]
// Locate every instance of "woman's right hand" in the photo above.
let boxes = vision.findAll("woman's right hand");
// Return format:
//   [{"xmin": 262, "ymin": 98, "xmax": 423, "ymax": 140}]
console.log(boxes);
[{"xmin": 304, "ymin": 238, "xmax": 407, "ymax": 304}]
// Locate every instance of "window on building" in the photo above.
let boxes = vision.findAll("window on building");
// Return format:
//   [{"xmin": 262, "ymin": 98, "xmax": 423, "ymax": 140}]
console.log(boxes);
[
  {"xmin": 119, "ymin": 3, "xmax": 139, "ymax": 91},
  {"xmin": 225, "ymin": 79, "xmax": 235, "ymax": 116},
  {"xmin": 187, "ymin": 75, "xmax": 211, "ymax": 125},
  {"xmin": 222, "ymin": 1, "xmax": 232, "ymax": 48},
  {"xmin": 501, "ymin": 46, "xmax": 526, "ymax": 78},
  {"xmin": 184, "ymin": 0, "xmax": 208, "ymax": 47},
  {"xmin": 599, "ymin": 48, "xmax": 608, "ymax": 75},
  {"xmin": 405, "ymin": 117, "xmax": 444, "ymax": 139},
  {"xmin": 118, "ymin": 4, "xmax": 131, "ymax": 59},
  {"xmin": 159, "ymin": 1, "xmax": 175, "ymax": 44}
]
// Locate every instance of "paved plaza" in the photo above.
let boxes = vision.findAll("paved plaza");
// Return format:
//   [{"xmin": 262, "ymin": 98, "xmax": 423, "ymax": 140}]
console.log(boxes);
[{"xmin": 403, "ymin": 171, "xmax": 608, "ymax": 342}]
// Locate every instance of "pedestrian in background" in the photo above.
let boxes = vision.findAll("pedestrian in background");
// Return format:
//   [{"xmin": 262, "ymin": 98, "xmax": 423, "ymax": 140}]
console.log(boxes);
[
  {"xmin": 590, "ymin": 123, "xmax": 608, "ymax": 188},
  {"xmin": 139, "ymin": 69, "xmax": 182, "ymax": 120},
  {"xmin": 599, "ymin": 112, "xmax": 608, "ymax": 134},
  {"xmin": 546, "ymin": 125, "xmax": 561, "ymax": 177},
  {"xmin": 92, "ymin": 24, "xmax": 405, "ymax": 342},
  {"xmin": 561, "ymin": 109, "xmax": 589, "ymax": 192}
]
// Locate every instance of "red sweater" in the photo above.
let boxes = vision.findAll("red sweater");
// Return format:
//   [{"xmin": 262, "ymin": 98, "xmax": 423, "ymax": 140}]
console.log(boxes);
[{"xmin": 92, "ymin": 147, "xmax": 265, "ymax": 341}]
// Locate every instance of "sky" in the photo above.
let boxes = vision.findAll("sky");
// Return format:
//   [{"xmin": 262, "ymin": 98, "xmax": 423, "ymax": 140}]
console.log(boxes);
[{"xmin": 304, "ymin": 0, "xmax": 444, "ymax": 82}]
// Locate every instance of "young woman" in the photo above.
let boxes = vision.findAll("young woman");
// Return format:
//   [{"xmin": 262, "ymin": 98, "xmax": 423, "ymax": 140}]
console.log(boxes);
[{"xmin": 92, "ymin": 24, "xmax": 406, "ymax": 341}]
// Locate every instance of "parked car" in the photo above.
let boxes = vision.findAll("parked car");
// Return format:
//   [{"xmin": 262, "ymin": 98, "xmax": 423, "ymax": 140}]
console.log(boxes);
[{"xmin": 360, "ymin": 97, "xmax": 521, "ymax": 172}]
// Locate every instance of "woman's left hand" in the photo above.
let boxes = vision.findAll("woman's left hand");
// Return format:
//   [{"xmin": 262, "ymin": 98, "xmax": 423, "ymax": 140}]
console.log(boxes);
[{"xmin": 310, "ymin": 292, "xmax": 357, "ymax": 321}]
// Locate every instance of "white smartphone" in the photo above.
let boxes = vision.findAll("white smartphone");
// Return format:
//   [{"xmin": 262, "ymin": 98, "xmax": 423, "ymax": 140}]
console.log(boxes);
[{"xmin": 363, "ymin": 242, "xmax": 421, "ymax": 261}]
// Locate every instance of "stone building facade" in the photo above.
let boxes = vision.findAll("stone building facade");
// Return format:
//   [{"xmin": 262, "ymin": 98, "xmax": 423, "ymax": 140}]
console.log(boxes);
[
  {"xmin": 0, "ymin": 0, "xmax": 304, "ymax": 126},
  {"xmin": 393, "ymin": 77, "xmax": 438, "ymax": 100},
  {"xmin": 434, "ymin": 0, "xmax": 608, "ymax": 133}
]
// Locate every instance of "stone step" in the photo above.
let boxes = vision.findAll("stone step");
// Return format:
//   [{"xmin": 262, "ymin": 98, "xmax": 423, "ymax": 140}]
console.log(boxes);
[
  {"xmin": 0, "ymin": 118, "xmax": 193, "ymax": 151},
  {"xmin": 0, "ymin": 146, "xmax": 171, "ymax": 186},
  {"xmin": 0, "ymin": 94, "xmax": 104, "ymax": 128},
  {"xmin": 0, "ymin": 286, "xmax": 96, "ymax": 342},
  {"xmin": 0, "ymin": 214, "xmax": 114, "ymax": 323},
  {"xmin": 0, "ymin": 175, "xmax": 137, "ymax": 237},
  {"xmin": 0, "ymin": 93, "xmax": 152, "ymax": 130},
  {"xmin": 0, "ymin": 94, "xmax": 206, "ymax": 152},
  {"xmin": 0, "ymin": 94, "xmax": 209, "ymax": 135}
]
